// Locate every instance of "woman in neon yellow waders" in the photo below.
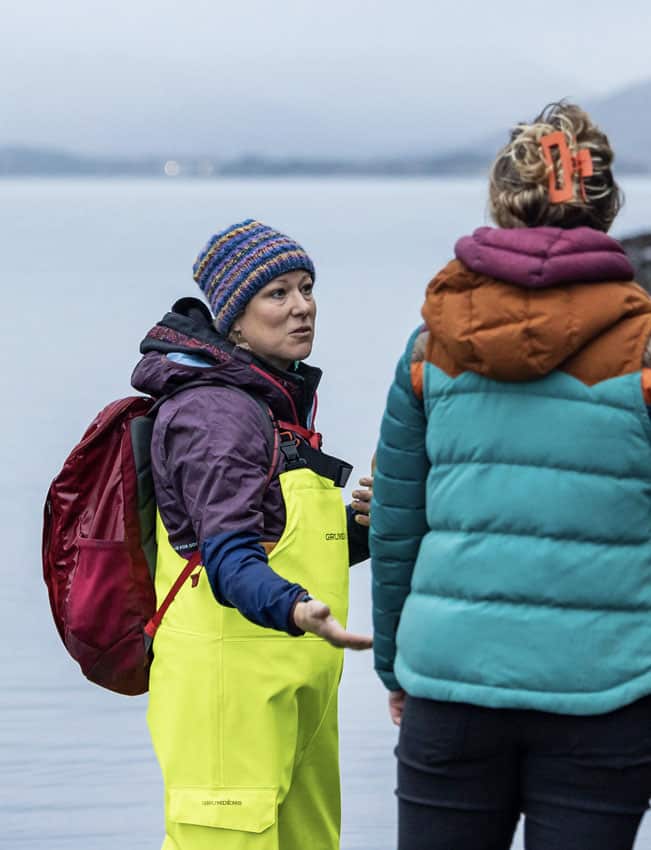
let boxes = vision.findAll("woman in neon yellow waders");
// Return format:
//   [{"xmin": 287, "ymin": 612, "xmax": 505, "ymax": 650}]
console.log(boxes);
[{"xmin": 132, "ymin": 219, "xmax": 373, "ymax": 850}]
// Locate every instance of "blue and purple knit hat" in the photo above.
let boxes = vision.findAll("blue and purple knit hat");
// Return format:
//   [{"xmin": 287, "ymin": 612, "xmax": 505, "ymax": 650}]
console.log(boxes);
[{"xmin": 192, "ymin": 219, "xmax": 316, "ymax": 335}]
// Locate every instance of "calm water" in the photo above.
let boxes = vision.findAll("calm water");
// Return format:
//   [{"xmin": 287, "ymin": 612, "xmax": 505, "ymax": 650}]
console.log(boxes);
[{"xmin": 2, "ymin": 177, "xmax": 651, "ymax": 850}]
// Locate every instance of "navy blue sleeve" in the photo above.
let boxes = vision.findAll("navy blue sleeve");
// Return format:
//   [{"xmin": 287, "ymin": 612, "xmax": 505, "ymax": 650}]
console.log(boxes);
[
  {"xmin": 347, "ymin": 504, "xmax": 369, "ymax": 565},
  {"xmin": 201, "ymin": 530, "xmax": 306, "ymax": 635}
]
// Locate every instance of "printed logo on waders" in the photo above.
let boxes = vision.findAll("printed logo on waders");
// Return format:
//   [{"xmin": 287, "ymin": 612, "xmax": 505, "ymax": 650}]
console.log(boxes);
[
  {"xmin": 201, "ymin": 799, "xmax": 243, "ymax": 806},
  {"xmin": 324, "ymin": 532, "xmax": 346, "ymax": 541}
]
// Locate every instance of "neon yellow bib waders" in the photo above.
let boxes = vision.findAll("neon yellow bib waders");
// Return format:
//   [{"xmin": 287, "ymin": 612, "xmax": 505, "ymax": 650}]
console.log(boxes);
[{"xmin": 148, "ymin": 466, "xmax": 349, "ymax": 850}]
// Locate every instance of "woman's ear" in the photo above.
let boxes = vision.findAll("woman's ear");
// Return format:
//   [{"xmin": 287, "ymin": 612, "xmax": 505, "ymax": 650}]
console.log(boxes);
[
  {"xmin": 231, "ymin": 308, "xmax": 246, "ymax": 334},
  {"xmin": 227, "ymin": 321, "xmax": 245, "ymax": 346},
  {"xmin": 226, "ymin": 309, "xmax": 248, "ymax": 346}
]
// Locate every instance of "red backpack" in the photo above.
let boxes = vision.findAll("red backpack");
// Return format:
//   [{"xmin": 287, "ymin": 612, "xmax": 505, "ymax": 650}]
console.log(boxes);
[{"xmin": 42, "ymin": 386, "xmax": 276, "ymax": 696}]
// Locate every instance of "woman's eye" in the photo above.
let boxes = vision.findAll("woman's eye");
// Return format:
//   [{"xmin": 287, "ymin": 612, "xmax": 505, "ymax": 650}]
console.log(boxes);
[
  {"xmin": 270, "ymin": 288, "xmax": 286, "ymax": 298},
  {"xmin": 302, "ymin": 284, "xmax": 314, "ymax": 297}
]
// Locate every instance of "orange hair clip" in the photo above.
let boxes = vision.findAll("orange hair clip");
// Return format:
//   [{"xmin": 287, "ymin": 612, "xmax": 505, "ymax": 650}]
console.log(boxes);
[
  {"xmin": 540, "ymin": 131, "xmax": 594, "ymax": 204},
  {"xmin": 574, "ymin": 149, "xmax": 594, "ymax": 202}
]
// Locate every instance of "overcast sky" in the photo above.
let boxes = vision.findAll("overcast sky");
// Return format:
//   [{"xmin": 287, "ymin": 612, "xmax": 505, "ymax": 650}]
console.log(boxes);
[{"xmin": 3, "ymin": 0, "xmax": 650, "ymax": 157}]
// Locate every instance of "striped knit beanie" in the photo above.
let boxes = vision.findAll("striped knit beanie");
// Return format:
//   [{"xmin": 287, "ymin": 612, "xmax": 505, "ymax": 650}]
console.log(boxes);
[{"xmin": 192, "ymin": 219, "xmax": 316, "ymax": 335}]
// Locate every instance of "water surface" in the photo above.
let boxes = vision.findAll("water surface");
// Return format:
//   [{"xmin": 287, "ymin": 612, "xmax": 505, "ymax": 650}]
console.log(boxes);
[{"xmin": 2, "ymin": 177, "xmax": 651, "ymax": 849}]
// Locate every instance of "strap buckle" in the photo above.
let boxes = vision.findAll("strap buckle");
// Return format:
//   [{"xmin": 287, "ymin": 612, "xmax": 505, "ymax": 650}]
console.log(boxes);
[{"xmin": 279, "ymin": 432, "xmax": 307, "ymax": 470}]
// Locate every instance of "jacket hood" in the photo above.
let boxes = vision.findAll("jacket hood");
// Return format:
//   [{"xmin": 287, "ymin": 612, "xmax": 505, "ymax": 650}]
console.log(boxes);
[
  {"xmin": 455, "ymin": 226, "xmax": 634, "ymax": 287},
  {"xmin": 422, "ymin": 227, "xmax": 651, "ymax": 382},
  {"xmin": 131, "ymin": 297, "xmax": 321, "ymax": 425}
]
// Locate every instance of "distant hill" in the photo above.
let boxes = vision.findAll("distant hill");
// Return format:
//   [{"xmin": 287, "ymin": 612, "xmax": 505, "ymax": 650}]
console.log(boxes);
[
  {"xmin": 0, "ymin": 146, "xmax": 163, "ymax": 176},
  {"xmin": 0, "ymin": 146, "xmax": 506, "ymax": 178},
  {"xmin": 588, "ymin": 79, "xmax": 651, "ymax": 172},
  {"xmin": 465, "ymin": 80, "xmax": 651, "ymax": 174},
  {"xmin": 1, "ymin": 80, "xmax": 650, "ymax": 177}
]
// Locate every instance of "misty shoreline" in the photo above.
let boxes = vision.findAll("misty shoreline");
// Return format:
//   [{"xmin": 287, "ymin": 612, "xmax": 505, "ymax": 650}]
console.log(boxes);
[{"xmin": 2, "ymin": 146, "xmax": 649, "ymax": 179}]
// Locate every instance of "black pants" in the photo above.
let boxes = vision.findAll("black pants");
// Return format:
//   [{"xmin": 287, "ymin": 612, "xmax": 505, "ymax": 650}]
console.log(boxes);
[{"xmin": 397, "ymin": 695, "xmax": 651, "ymax": 850}]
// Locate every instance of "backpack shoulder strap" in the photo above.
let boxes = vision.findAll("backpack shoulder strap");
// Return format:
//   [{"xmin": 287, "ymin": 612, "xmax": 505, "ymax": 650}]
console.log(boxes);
[
  {"xmin": 132, "ymin": 381, "xmax": 279, "ymax": 581},
  {"xmin": 137, "ymin": 380, "xmax": 279, "ymax": 562},
  {"xmin": 140, "ymin": 383, "xmax": 279, "ymax": 646},
  {"xmin": 144, "ymin": 549, "xmax": 202, "ymax": 649}
]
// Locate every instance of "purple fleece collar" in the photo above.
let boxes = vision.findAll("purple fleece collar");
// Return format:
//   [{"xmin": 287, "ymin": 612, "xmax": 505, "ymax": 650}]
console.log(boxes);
[{"xmin": 455, "ymin": 226, "xmax": 634, "ymax": 288}]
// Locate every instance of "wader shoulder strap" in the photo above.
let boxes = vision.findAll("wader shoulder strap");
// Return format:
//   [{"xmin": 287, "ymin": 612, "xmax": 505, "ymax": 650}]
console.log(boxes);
[{"xmin": 278, "ymin": 431, "xmax": 353, "ymax": 488}]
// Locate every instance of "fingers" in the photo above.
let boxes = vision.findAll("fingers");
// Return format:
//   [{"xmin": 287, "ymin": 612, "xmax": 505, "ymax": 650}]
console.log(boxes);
[
  {"xmin": 308, "ymin": 611, "xmax": 373, "ymax": 650},
  {"xmin": 352, "ymin": 476, "xmax": 373, "ymax": 525},
  {"xmin": 296, "ymin": 601, "xmax": 373, "ymax": 651},
  {"xmin": 352, "ymin": 499, "xmax": 370, "ymax": 524},
  {"xmin": 389, "ymin": 703, "xmax": 402, "ymax": 725},
  {"xmin": 352, "ymin": 477, "xmax": 373, "ymax": 503},
  {"xmin": 324, "ymin": 624, "xmax": 373, "ymax": 650},
  {"xmin": 388, "ymin": 689, "xmax": 406, "ymax": 726},
  {"xmin": 342, "ymin": 634, "xmax": 373, "ymax": 651}
]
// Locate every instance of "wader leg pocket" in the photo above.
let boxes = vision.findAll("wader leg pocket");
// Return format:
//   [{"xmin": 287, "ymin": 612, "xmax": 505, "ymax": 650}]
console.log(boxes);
[{"xmin": 168, "ymin": 786, "xmax": 278, "ymax": 848}]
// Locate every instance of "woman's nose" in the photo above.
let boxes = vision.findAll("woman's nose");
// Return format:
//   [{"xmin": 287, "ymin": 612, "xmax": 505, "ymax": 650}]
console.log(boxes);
[{"xmin": 290, "ymin": 292, "xmax": 311, "ymax": 314}]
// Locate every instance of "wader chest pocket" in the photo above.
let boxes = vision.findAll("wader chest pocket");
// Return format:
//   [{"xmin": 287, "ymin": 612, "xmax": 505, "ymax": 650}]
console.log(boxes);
[{"xmin": 169, "ymin": 786, "xmax": 277, "ymax": 833}]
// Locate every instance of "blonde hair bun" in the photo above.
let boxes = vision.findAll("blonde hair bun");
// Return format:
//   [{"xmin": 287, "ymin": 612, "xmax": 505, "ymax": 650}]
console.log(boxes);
[{"xmin": 489, "ymin": 101, "xmax": 622, "ymax": 232}]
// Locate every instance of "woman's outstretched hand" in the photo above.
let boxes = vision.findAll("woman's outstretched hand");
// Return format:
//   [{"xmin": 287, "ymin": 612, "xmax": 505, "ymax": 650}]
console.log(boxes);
[{"xmin": 293, "ymin": 598, "xmax": 373, "ymax": 650}]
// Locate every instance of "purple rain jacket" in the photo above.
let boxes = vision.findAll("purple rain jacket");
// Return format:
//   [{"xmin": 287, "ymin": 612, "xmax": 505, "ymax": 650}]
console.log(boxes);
[{"xmin": 131, "ymin": 298, "xmax": 369, "ymax": 633}]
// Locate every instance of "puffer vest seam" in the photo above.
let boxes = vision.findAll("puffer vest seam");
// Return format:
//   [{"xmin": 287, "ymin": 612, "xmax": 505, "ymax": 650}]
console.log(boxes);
[
  {"xmin": 408, "ymin": 587, "xmax": 651, "ymax": 614},
  {"xmin": 422, "ymin": 525, "xmax": 650, "ymax": 547},
  {"xmin": 428, "ymin": 457, "xmax": 644, "ymax": 484},
  {"xmin": 423, "ymin": 384, "xmax": 641, "ymax": 416}
]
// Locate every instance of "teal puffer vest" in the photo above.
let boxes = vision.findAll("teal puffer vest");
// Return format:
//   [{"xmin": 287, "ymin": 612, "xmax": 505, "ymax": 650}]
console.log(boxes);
[{"xmin": 371, "ymin": 330, "xmax": 651, "ymax": 714}]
